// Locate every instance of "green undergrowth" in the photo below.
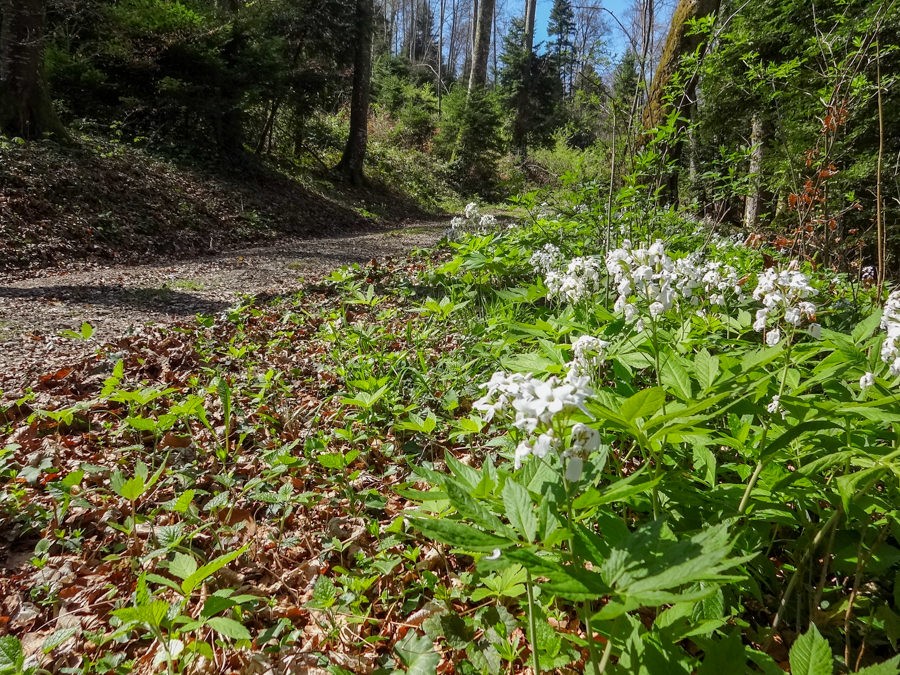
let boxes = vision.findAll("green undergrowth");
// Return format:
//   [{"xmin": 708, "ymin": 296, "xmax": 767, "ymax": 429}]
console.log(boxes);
[{"xmin": 1, "ymin": 200, "xmax": 899, "ymax": 674}]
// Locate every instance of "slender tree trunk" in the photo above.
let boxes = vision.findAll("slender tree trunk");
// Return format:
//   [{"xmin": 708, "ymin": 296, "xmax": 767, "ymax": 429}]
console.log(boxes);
[
  {"xmin": 743, "ymin": 113, "xmax": 766, "ymax": 229},
  {"xmin": 0, "ymin": 0, "xmax": 64, "ymax": 139},
  {"xmin": 447, "ymin": 0, "xmax": 458, "ymax": 78},
  {"xmin": 513, "ymin": 0, "xmax": 537, "ymax": 155},
  {"xmin": 336, "ymin": 0, "xmax": 374, "ymax": 185},
  {"xmin": 467, "ymin": 0, "xmax": 494, "ymax": 91}
]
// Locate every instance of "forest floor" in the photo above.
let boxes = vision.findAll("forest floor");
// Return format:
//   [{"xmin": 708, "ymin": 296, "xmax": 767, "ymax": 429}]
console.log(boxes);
[
  {"xmin": 0, "ymin": 134, "xmax": 449, "ymax": 392},
  {"xmin": 0, "ymin": 224, "xmax": 445, "ymax": 393}
]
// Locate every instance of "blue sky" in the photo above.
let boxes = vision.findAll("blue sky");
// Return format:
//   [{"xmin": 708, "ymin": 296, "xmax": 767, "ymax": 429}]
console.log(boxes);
[{"xmin": 532, "ymin": 0, "xmax": 636, "ymax": 62}]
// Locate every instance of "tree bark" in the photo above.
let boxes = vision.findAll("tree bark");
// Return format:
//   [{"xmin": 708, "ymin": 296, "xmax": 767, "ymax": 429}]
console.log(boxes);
[
  {"xmin": 513, "ymin": 0, "xmax": 537, "ymax": 155},
  {"xmin": 743, "ymin": 113, "xmax": 766, "ymax": 229},
  {"xmin": 0, "ymin": 0, "xmax": 65, "ymax": 139},
  {"xmin": 467, "ymin": 0, "xmax": 494, "ymax": 92},
  {"xmin": 336, "ymin": 0, "xmax": 374, "ymax": 185},
  {"xmin": 641, "ymin": 0, "xmax": 719, "ymax": 133}
]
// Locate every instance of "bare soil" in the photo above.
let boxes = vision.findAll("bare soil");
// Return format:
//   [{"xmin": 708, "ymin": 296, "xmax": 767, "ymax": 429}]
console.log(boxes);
[{"xmin": 0, "ymin": 224, "xmax": 445, "ymax": 393}]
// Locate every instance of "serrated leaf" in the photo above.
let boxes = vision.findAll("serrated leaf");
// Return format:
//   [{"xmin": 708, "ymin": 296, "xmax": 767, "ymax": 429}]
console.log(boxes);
[
  {"xmin": 181, "ymin": 544, "xmax": 249, "ymax": 596},
  {"xmin": 0, "ymin": 636, "xmax": 24, "ymax": 674},
  {"xmin": 789, "ymin": 624, "xmax": 833, "ymax": 675},
  {"xmin": 694, "ymin": 349, "xmax": 720, "ymax": 392},
  {"xmin": 112, "ymin": 600, "xmax": 170, "ymax": 628},
  {"xmin": 171, "ymin": 489, "xmax": 195, "ymax": 513},
  {"xmin": 661, "ymin": 356, "xmax": 692, "ymax": 400},
  {"xmin": 855, "ymin": 655, "xmax": 900, "ymax": 675},
  {"xmin": 42, "ymin": 627, "xmax": 79, "ymax": 653},
  {"xmin": 502, "ymin": 478, "xmax": 537, "ymax": 543},
  {"xmin": 206, "ymin": 617, "xmax": 251, "ymax": 641},
  {"xmin": 409, "ymin": 517, "xmax": 513, "ymax": 552}
]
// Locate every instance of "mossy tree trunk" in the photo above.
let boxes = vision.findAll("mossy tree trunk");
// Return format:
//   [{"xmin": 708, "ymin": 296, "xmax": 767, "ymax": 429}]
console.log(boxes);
[
  {"xmin": 0, "ymin": 0, "xmax": 64, "ymax": 139},
  {"xmin": 641, "ymin": 0, "xmax": 719, "ymax": 203},
  {"xmin": 335, "ymin": 0, "xmax": 373, "ymax": 186}
]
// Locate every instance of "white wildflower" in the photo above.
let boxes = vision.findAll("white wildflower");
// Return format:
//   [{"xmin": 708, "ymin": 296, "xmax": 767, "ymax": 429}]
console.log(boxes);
[
  {"xmin": 571, "ymin": 335, "xmax": 610, "ymax": 376},
  {"xmin": 766, "ymin": 327, "xmax": 782, "ymax": 346},
  {"xmin": 859, "ymin": 372, "xmax": 875, "ymax": 390}
]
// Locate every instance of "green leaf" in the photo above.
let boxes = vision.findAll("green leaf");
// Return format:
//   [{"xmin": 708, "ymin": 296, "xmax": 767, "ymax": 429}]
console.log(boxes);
[
  {"xmin": 206, "ymin": 616, "xmax": 251, "ymax": 641},
  {"xmin": 171, "ymin": 489, "xmax": 195, "ymax": 513},
  {"xmin": 619, "ymin": 387, "xmax": 666, "ymax": 421},
  {"xmin": 502, "ymin": 478, "xmax": 537, "ymax": 543},
  {"xmin": 855, "ymin": 655, "xmax": 900, "ymax": 674},
  {"xmin": 445, "ymin": 480, "xmax": 510, "ymax": 535},
  {"xmin": 788, "ymin": 624, "xmax": 833, "ymax": 675},
  {"xmin": 694, "ymin": 349, "xmax": 720, "ymax": 392},
  {"xmin": 661, "ymin": 356, "xmax": 692, "ymax": 400},
  {"xmin": 0, "ymin": 636, "xmax": 25, "ymax": 675},
  {"xmin": 42, "ymin": 627, "xmax": 79, "ymax": 653},
  {"xmin": 394, "ymin": 631, "xmax": 440, "ymax": 675},
  {"xmin": 112, "ymin": 600, "xmax": 170, "ymax": 629},
  {"xmin": 852, "ymin": 311, "xmax": 882, "ymax": 343},
  {"xmin": 181, "ymin": 544, "xmax": 249, "ymax": 596},
  {"xmin": 169, "ymin": 552, "xmax": 198, "ymax": 581},
  {"xmin": 408, "ymin": 517, "xmax": 512, "ymax": 552},
  {"xmin": 572, "ymin": 469, "xmax": 659, "ymax": 510}
]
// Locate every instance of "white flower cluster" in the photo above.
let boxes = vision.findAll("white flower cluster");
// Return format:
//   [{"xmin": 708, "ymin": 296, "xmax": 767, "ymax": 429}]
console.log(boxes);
[
  {"xmin": 698, "ymin": 261, "xmax": 743, "ymax": 306},
  {"xmin": 751, "ymin": 268, "xmax": 819, "ymax": 345},
  {"xmin": 473, "ymin": 369, "xmax": 593, "ymax": 469},
  {"xmin": 545, "ymin": 256, "xmax": 605, "ymax": 303},
  {"xmin": 530, "ymin": 243, "xmax": 562, "ymax": 275},
  {"xmin": 606, "ymin": 240, "xmax": 679, "ymax": 322},
  {"xmin": 571, "ymin": 335, "xmax": 610, "ymax": 376},
  {"xmin": 879, "ymin": 291, "xmax": 900, "ymax": 376},
  {"xmin": 446, "ymin": 203, "xmax": 499, "ymax": 240}
]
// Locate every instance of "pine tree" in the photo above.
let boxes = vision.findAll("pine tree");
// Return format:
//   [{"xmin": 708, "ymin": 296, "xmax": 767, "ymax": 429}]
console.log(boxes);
[{"xmin": 547, "ymin": 0, "xmax": 575, "ymax": 97}]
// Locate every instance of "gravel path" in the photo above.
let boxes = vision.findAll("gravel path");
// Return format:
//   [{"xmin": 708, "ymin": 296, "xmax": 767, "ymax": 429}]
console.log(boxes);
[{"xmin": 0, "ymin": 224, "xmax": 445, "ymax": 392}]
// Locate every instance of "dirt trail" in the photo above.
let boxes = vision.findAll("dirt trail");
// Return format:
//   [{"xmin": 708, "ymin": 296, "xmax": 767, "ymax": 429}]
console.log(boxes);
[{"xmin": 0, "ymin": 224, "xmax": 445, "ymax": 391}]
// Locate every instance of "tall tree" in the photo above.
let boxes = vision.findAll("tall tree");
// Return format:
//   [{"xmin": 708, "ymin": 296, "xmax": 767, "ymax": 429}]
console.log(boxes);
[
  {"xmin": 511, "ymin": 0, "xmax": 537, "ymax": 154},
  {"xmin": 0, "ymin": 0, "xmax": 64, "ymax": 138},
  {"xmin": 336, "ymin": 0, "xmax": 375, "ymax": 184},
  {"xmin": 641, "ymin": 0, "xmax": 720, "ymax": 133},
  {"xmin": 468, "ymin": 0, "xmax": 494, "ymax": 91},
  {"xmin": 547, "ymin": 0, "xmax": 576, "ymax": 96}
]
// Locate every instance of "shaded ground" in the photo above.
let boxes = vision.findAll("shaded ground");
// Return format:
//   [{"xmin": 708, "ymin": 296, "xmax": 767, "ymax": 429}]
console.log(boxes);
[
  {"xmin": 0, "ymin": 136, "xmax": 436, "ymax": 277},
  {"xmin": 0, "ymin": 224, "xmax": 445, "ymax": 393}
]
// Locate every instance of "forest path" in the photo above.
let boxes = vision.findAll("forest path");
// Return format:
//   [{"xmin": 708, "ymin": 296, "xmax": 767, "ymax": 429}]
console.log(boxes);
[{"xmin": 0, "ymin": 223, "xmax": 445, "ymax": 391}]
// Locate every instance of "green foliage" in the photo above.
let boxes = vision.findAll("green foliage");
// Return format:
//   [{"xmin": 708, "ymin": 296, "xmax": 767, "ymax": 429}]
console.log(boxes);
[{"xmin": 434, "ymin": 86, "xmax": 505, "ymax": 196}]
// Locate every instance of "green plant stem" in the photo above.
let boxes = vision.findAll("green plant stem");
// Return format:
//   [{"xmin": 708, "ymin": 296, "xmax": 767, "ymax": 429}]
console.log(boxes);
[
  {"xmin": 738, "ymin": 337, "xmax": 793, "ymax": 515},
  {"xmin": 565, "ymin": 479, "xmax": 601, "ymax": 675},
  {"xmin": 765, "ymin": 507, "xmax": 842, "ymax": 647},
  {"xmin": 582, "ymin": 602, "xmax": 602, "ymax": 675},
  {"xmin": 525, "ymin": 569, "xmax": 540, "ymax": 675},
  {"xmin": 598, "ymin": 636, "xmax": 613, "ymax": 673}
]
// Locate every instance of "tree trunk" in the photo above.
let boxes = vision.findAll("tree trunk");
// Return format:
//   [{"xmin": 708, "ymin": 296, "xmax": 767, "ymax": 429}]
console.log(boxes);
[
  {"xmin": 0, "ymin": 0, "xmax": 64, "ymax": 139},
  {"xmin": 336, "ymin": 0, "xmax": 374, "ymax": 185},
  {"xmin": 513, "ymin": 0, "xmax": 537, "ymax": 155},
  {"xmin": 743, "ymin": 113, "xmax": 766, "ymax": 229},
  {"xmin": 467, "ymin": 0, "xmax": 493, "ymax": 92},
  {"xmin": 641, "ymin": 0, "xmax": 719, "ymax": 133}
]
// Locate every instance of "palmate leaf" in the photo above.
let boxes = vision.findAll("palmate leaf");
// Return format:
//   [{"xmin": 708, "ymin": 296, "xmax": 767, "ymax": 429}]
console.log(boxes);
[
  {"xmin": 597, "ymin": 521, "xmax": 749, "ymax": 619},
  {"xmin": 788, "ymin": 624, "xmax": 833, "ymax": 675}
]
